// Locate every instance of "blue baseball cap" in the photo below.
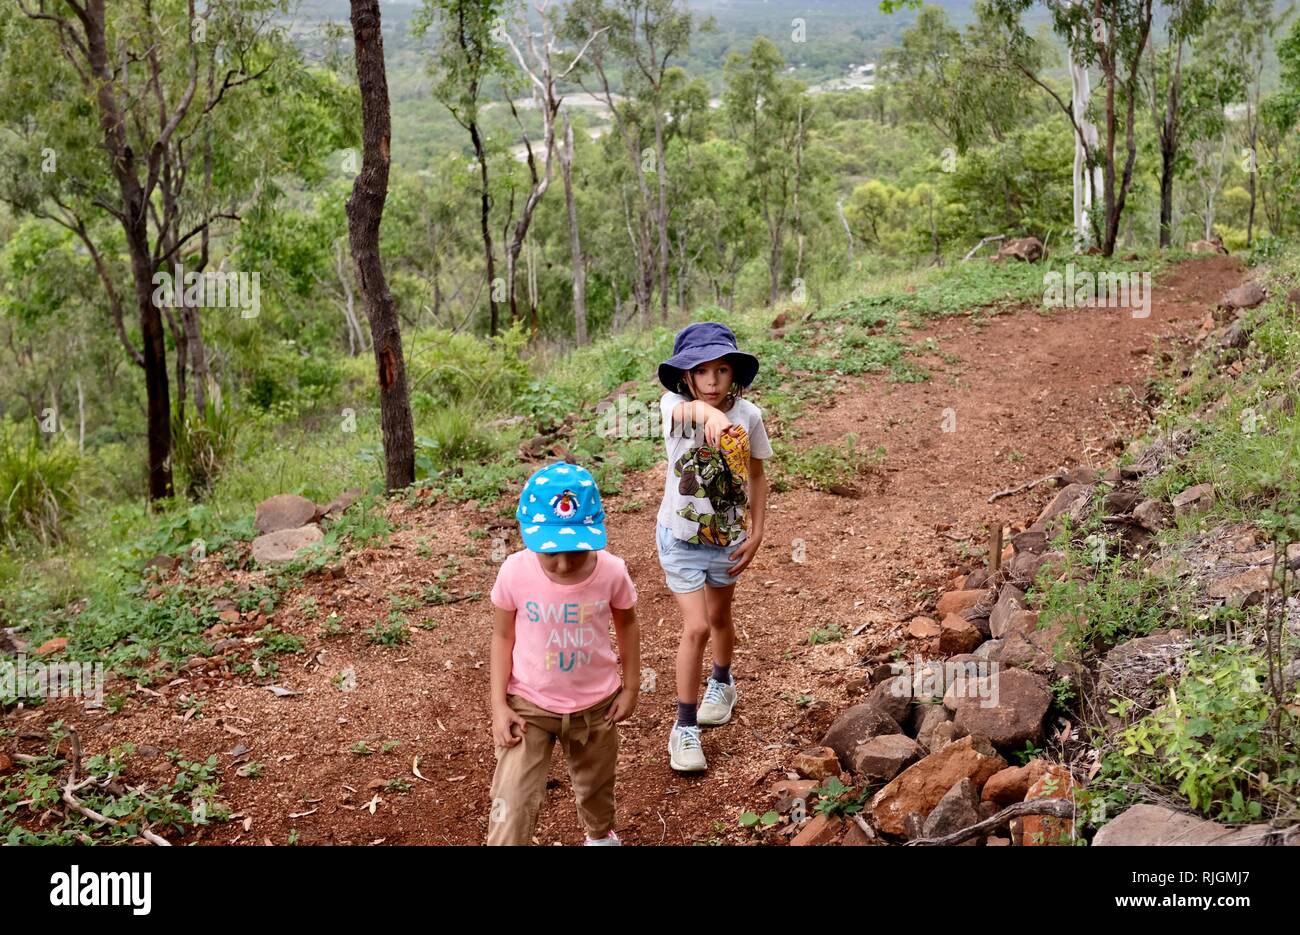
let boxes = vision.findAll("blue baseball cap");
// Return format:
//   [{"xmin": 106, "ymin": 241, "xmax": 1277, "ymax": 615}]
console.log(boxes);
[{"xmin": 515, "ymin": 461, "xmax": 607, "ymax": 553}]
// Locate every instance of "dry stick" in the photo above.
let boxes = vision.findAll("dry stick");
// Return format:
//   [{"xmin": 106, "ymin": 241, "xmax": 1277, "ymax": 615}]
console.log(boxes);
[
  {"xmin": 963, "ymin": 234, "xmax": 1006, "ymax": 262},
  {"xmin": 905, "ymin": 797, "xmax": 1076, "ymax": 846},
  {"xmin": 59, "ymin": 726, "xmax": 171, "ymax": 846},
  {"xmin": 989, "ymin": 520, "xmax": 1003, "ymax": 575},
  {"xmin": 987, "ymin": 473, "xmax": 1055, "ymax": 503}
]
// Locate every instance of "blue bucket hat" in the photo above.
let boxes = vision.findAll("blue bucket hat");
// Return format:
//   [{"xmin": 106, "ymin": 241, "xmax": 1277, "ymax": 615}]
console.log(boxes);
[
  {"xmin": 658, "ymin": 321, "xmax": 759, "ymax": 393},
  {"xmin": 515, "ymin": 461, "xmax": 607, "ymax": 553}
]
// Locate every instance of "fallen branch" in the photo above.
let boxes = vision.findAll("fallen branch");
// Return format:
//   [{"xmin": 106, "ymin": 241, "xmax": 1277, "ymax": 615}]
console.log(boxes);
[
  {"xmin": 905, "ymin": 797, "xmax": 1076, "ymax": 846},
  {"xmin": 963, "ymin": 234, "xmax": 1006, "ymax": 262},
  {"xmin": 140, "ymin": 827, "xmax": 172, "ymax": 846},
  {"xmin": 61, "ymin": 785, "xmax": 115, "ymax": 826},
  {"xmin": 988, "ymin": 473, "xmax": 1056, "ymax": 503}
]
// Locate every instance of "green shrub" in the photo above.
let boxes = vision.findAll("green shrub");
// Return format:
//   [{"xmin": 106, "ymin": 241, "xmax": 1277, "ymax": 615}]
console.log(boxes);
[
  {"xmin": 415, "ymin": 407, "xmax": 502, "ymax": 474},
  {"xmin": 1096, "ymin": 643, "xmax": 1300, "ymax": 823},
  {"xmin": 171, "ymin": 398, "xmax": 239, "ymax": 499},
  {"xmin": 0, "ymin": 419, "xmax": 78, "ymax": 546}
]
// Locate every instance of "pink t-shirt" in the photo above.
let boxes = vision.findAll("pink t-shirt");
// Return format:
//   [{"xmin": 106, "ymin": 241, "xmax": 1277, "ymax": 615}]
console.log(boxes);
[{"xmin": 490, "ymin": 549, "xmax": 637, "ymax": 714}]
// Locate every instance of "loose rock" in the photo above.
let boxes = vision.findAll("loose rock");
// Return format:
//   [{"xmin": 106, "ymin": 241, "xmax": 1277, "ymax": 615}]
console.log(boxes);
[{"xmin": 869, "ymin": 735, "xmax": 1007, "ymax": 837}]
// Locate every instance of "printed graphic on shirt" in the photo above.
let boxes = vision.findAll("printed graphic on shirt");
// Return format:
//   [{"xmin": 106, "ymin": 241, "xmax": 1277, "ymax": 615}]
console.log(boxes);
[
  {"xmin": 525, "ymin": 598, "xmax": 609, "ymax": 672},
  {"xmin": 672, "ymin": 424, "xmax": 750, "ymax": 546}
]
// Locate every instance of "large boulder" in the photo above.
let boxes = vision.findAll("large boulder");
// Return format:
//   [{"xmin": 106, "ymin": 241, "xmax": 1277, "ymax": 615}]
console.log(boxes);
[
  {"xmin": 251, "ymin": 525, "xmax": 324, "ymax": 564},
  {"xmin": 951, "ymin": 668, "xmax": 1052, "ymax": 751},
  {"xmin": 1221, "ymin": 281, "xmax": 1266, "ymax": 310},
  {"xmin": 981, "ymin": 760, "xmax": 1054, "ymax": 807},
  {"xmin": 819, "ymin": 704, "xmax": 902, "ymax": 767},
  {"xmin": 1095, "ymin": 629, "xmax": 1195, "ymax": 724},
  {"xmin": 989, "ymin": 586, "xmax": 1027, "ymax": 639},
  {"xmin": 939, "ymin": 614, "xmax": 984, "ymax": 655},
  {"xmin": 1207, "ymin": 566, "xmax": 1275, "ymax": 608},
  {"xmin": 318, "ymin": 487, "xmax": 362, "ymax": 520},
  {"xmin": 867, "ymin": 675, "xmax": 915, "ymax": 726},
  {"xmin": 935, "ymin": 589, "xmax": 991, "ymax": 618},
  {"xmin": 869, "ymin": 735, "xmax": 1007, "ymax": 837},
  {"xmin": 1033, "ymin": 483, "xmax": 1092, "ymax": 528},
  {"xmin": 920, "ymin": 778, "xmax": 982, "ymax": 843},
  {"xmin": 914, "ymin": 704, "xmax": 954, "ymax": 753},
  {"xmin": 1132, "ymin": 498, "xmax": 1171, "ymax": 532},
  {"xmin": 254, "ymin": 494, "xmax": 319, "ymax": 534},
  {"xmin": 851, "ymin": 734, "xmax": 922, "ymax": 782},
  {"xmin": 793, "ymin": 747, "xmax": 842, "ymax": 781},
  {"xmin": 996, "ymin": 237, "xmax": 1044, "ymax": 263},
  {"xmin": 1016, "ymin": 763, "xmax": 1074, "ymax": 846},
  {"xmin": 1171, "ymin": 483, "xmax": 1215, "ymax": 519},
  {"xmin": 1092, "ymin": 804, "xmax": 1283, "ymax": 846}
]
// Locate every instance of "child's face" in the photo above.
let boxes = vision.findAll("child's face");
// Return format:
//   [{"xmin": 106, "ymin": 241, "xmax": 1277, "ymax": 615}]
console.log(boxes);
[
  {"xmin": 685, "ymin": 358, "xmax": 734, "ymax": 407},
  {"xmin": 537, "ymin": 549, "xmax": 596, "ymax": 580}
]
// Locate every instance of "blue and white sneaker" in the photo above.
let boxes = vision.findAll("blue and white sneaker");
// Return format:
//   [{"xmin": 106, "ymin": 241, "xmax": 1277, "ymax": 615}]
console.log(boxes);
[
  {"xmin": 668, "ymin": 724, "xmax": 707, "ymax": 772},
  {"xmin": 697, "ymin": 677, "xmax": 737, "ymax": 727}
]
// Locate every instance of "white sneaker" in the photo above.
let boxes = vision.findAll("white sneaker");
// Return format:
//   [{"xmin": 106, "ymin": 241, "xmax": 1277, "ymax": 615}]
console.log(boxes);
[
  {"xmin": 584, "ymin": 830, "xmax": 621, "ymax": 846},
  {"xmin": 668, "ymin": 724, "xmax": 707, "ymax": 772},
  {"xmin": 697, "ymin": 677, "xmax": 737, "ymax": 727}
]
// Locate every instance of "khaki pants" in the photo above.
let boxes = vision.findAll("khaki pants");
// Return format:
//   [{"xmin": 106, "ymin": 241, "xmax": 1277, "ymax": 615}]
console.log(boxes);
[{"xmin": 486, "ymin": 690, "xmax": 619, "ymax": 846}]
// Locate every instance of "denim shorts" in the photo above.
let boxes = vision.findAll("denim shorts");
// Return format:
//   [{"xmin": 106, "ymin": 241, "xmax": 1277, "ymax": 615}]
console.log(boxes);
[{"xmin": 656, "ymin": 523, "xmax": 740, "ymax": 593}]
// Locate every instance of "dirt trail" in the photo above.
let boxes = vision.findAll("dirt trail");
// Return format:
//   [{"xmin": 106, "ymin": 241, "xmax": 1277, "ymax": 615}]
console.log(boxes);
[{"xmin": 24, "ymin": 256, "xmax": 1241, "ymax": 845}]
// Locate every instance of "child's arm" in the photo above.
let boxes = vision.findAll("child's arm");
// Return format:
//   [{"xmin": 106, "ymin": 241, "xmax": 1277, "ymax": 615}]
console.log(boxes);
[
  {"xmin": 670, "ymin": 398, "xmax": 732, "ymax": 446},
  {"xmin": 727, "ymin": 456, "xmax": 768, "ymax": 574},
  {"xmin": 604, "ymin": 605, "xmax": 640, "ymax": 723},
  {"xmin": 489, "ymin": 605, "xmax": 528, "ymax": 747}
]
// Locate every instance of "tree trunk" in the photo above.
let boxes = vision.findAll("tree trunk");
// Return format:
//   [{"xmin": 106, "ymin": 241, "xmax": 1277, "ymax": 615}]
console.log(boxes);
[
  {"xmin": 560, "ymin": 113, "xmax": 587, "ymax": 345},
  {"xmin": 78, "ymin": 0, "xmax": 172, "ymax": 500},
  {"xmin": 1157, "ymin": 42, "xmax": 1183, "ymax": 249},
  {"xmin": 347, "ymin": 0, "xmax": 415, "ymax": 492},
  {"xmin": 1246, "ymin": 114, "xmax": 1258, "ymax": 246},
  {"xmin": 470, "ymin": 122, "xmax": 499, "ymax": 336},
  {"xmin": 133, "ymin": 227, "xmax": 174, "ymax": 501},
  {"xmin": 653, "ymin": 109, "xmax": 671, "ymax": 322}
]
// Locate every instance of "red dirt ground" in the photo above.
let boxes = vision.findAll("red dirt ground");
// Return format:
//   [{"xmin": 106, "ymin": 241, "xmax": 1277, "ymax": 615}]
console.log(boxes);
[{"xmin": 11, "ymin": 256, "xmax": 1242, "ymax": 845}]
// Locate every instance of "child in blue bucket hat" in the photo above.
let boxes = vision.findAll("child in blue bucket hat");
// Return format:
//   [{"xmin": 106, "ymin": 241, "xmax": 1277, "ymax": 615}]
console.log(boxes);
[
  {"xmin": 486, "ymin": 461, "xmax": 641, "ymax": 844},
  {"xmin": 656, "ymin": 322, "xmax": 772, "ymax": 772}
]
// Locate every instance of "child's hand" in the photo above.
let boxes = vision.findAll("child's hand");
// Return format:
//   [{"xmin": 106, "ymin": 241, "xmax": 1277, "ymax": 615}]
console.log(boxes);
[
  {"xmin": 727, "ymin": 534, "xmax": 762, "ymax": 576},
  {"xmin": 491, "ymin": 703, "xmax": 528, "ymax": 747},
  {"xmin": 703, "ymin": 408, "xmax": 732, "ymax": 446},
  {"xmin": 604, "ymin": 686, "xmax": 638, "ymax": 723}
]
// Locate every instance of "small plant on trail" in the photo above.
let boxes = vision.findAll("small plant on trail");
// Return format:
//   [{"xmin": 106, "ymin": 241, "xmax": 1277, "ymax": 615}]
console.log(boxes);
[
  {"xmin": 1012, "ymin": 741, "xmax": 1044, "ymax": 766},
  {"xmin": 807, "ymin": 624, "xmax": 845, "ymax": 646},
  {"xmin": 738, "ymin": 809, "xmax": 781, "ymax": 831},
  {"xmin": 320, "ymin": 613, "xmax": 346, "ymax": 637},
  {"xmin": 813, "ymin": 776, "xmax": 869, "ymax": 818},
  {"xmin": 1049, "ymin": 676, "xmax": 1077, "ymax": 710},
  {"xmin": 368, "ymin": 612, "xmax": 410, "ymax": 646}
]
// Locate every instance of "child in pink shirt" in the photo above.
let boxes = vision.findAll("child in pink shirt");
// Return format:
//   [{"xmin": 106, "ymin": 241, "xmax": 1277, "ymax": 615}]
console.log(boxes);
[{"xmin": 486, "ymin": 461, "xmax": 640, "ymax": 845}]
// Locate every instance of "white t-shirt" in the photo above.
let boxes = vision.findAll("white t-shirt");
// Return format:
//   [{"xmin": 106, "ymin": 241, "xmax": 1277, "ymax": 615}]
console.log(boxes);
[{"xmin": 657, "ymin": 392, "xmax": 773, "ymax": 546}]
